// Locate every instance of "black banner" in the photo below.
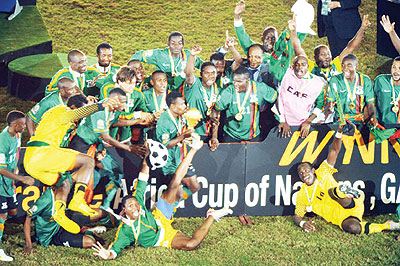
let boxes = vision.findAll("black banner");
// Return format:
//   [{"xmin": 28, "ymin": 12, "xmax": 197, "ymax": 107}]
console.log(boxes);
[{"xmin": 15, "ymin": 124, "xmax": 400, "ymax": 217}]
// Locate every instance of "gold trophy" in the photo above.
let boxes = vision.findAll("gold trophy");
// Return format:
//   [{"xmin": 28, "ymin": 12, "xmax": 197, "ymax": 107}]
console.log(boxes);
[{"xmin": 182, "ymin": 108, "xmax": 202, "ymax": 144}]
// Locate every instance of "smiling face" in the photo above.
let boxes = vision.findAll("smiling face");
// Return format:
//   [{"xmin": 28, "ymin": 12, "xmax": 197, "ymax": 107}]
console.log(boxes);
[
  {"xmin": 97, "ymin": 47, "xmax": 112, "ymax": 67},
  {"xmin": 12, "ymin": 117, "xmax": 26, "ymax": 134},
  {"xmin": 248, "ymin": 46, "xmax": 263, "ymax": 69},
  {"xmin": 211, "ymin": 59, "xmax": 226, "ymax": 78},
  {"xmin": 293, "ymin": 56, "xmax": 309, "ymax": 79},
  {"xmin": 70, "ymin": 53, "xmax": 88, "ymax": 74},
  {"xmin": 128, "ymin": 61, "xmax": 146, "ymax": 83},
  {"xmin": 297, "ymin": 163, "xmax": 316, "ymax": 186},
  {"xmin": 342, "ymin": 58, "xmax": 357, "ymax": 80},
  {"xmin": 391, "ymin": 60, "xmax": 400, "ymax": 83},
  {"xmin": 123, "ymin": 197, "xmax": 141, "ymax": 220}
]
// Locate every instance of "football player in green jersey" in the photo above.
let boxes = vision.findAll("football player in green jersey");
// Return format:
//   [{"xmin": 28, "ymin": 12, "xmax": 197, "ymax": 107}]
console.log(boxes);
[
  {"xmin": 92, "ymin": 137, "xmax": 232, "ymax": 260},
  {"xmin": 27, "ymin": 77, "xmax": 80, "ymax": 136},
  {"xmin": 0, "ymin": 111, "xmax": 35, "ymax": 261}
]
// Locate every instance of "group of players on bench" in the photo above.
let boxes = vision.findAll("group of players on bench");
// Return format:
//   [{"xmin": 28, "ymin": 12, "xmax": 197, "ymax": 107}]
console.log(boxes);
[{"xmin": 1, "ymin": 0, "xmax": 400, "ymax": 261}]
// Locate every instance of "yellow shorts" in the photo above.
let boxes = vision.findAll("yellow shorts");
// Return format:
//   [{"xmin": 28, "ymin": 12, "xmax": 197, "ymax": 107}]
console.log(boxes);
[
  {"xmin": 152, "ymin": 207, "xmax": 179, "ymax": 248},
  {"xmin": 24, "ymin": 146, "xmax": 79, "ymax": 186},
  {"xmin": 333, "ymin": 192, "xmax": 365, "ymax": 229}
]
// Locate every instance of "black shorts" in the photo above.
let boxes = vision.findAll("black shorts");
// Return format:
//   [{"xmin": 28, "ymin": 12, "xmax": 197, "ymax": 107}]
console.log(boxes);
[
  {"xmin": 0, "ymin": 195, "xmax": 17, "ymax": 214},
  {"xmin": 50, "ymin": 211, "xmax": 90, "ymax": 248}
]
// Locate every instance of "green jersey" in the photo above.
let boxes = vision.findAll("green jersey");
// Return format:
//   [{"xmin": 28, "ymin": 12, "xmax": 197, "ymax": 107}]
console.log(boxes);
[
  {"xmin": 156, "ymin": 111, "xmax": 187, "ymax": 175},
  {"xmin": 91, "ymin": 63, "xmax": 120, "ymax": 88},
  {"xmin": 110, "ymin": 178, "xmax": 161, "ymax": 256},
  {"xmin": 45, "ymin": 66, "xmax": 101, "ymax": 96},
  {"xmin": 143, "ymin": 88, "xmax": 168, "ymax": 114},
  {"xmin": 214, "ymin": 81, "xmax": 277, "ymax": 141},
  {"xmin": 136, "ymin": 77, "xmax": 152, "ymax": 91},
  {"xmin": 327, "ymin": 73, "xmax": 374, "ymax": 123},
  {"xmin": 100, "ymin": 82, "xmax": 148, "ymax": 142},
  {"xmin": 26, "ymin": 188, "xmax": 59, "ymax": 247},
  {"xmin": 0, "ymin": 127, "xmax": 20, "ymax": 197},
  {"xmin": 76, "ymin": 108, "xmax": 115, "ymax": 145},
  {"xmin": 374, "ymin": 74, "xmax": 400, "ymax": 125},
  {"xmin": 27, "ymin": 92, "xmax": 66, "ymax": 123},
  {"xmin": 184, "ymin": 76, "xmax": 220, "ymax": 136},
  {"xmin": 131, "ymin": 47, "xmax": 202, "ymax": 78}
]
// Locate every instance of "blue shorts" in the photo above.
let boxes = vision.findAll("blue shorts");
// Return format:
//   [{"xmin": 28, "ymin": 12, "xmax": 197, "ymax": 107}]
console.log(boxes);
[{"xmin": 155, "ymin": 197, "xmax": 175, "ymax": 220}]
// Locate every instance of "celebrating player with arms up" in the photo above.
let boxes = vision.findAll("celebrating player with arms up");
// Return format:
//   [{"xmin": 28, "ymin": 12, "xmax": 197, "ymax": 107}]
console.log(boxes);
[
  {"xmin": 294, "ymin": 124, "xmax": 400, "ymax": 235},
  {"xmin": 92, "ymin": 136, "xmax": 232, "ymax": 259}
]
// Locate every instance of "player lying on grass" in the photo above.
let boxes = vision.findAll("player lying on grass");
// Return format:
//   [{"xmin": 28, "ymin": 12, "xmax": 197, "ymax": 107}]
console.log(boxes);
[
  {"xmin": 23, "ymin": 186, "xmax": 107, "ymax": 255},
  {"xmin": 92, "ymin": 136, "xmax": 232, "ymax": 259},
  {"xmin": 294, "ymin": 123, "xmax": 400, "ymax": 234}
]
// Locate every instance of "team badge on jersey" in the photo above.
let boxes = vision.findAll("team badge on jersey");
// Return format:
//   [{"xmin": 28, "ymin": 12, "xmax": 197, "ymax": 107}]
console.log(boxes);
[
  {"xmin": 97, "ymin": 120, "xmax": 105, "ymax": 130},
  {"xmin": 144, "ymin": 50, "xmax": 154, "ymax": 57},
  {"xmin": 355, "ymin": 86, "xmax": 364, "ymax": 95},
  {"xmin": 32, "ymin": 104, "xmax": 40, "ymax": 114},
  {"xmin": 0, "ymin": 154, "xmax": 5, "ymax": 164},
  {"xmin": 162, "ymin": 133, "xmax": 170, "ymax": 143},
  {"xmin": 250, "ymin": 93, "xmax": 258, "ymax": 103}
]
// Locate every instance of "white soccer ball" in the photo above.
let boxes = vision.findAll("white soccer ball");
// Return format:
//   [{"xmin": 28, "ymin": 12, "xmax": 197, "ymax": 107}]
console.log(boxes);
[{"xmin": 147, "ymin": 139, "xmax": 169, "ymax": 170}]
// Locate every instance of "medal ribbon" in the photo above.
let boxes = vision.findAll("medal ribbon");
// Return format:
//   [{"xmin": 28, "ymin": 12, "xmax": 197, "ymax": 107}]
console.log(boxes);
[
  {"xmin": 343, "ymin": 73, "xmax": 359, "ymax": 108},
  {"xmin": 131, "ymin": 213, "xmax": 141, "ymax": 247},
  {"xmin": 305, "ymin": 182, "xmax": 319, "ymax": 207},
  {"xmin": 391, "ymin": 78, "xmax": 400, "ymax": 108},
  {"xmin": 168, "ymin": 49, "xmax": 187, "ymax": 77},
  {"xmin": 167, "ymin": 108, "xmax": 183, "ymax": 135},
  {"xmin": 152, "ymin": 89, "xmax": 167, "ymax": 113},
  {"xmin": 201, "ymin": 82, "xmax": 218, "ymax": 110}
]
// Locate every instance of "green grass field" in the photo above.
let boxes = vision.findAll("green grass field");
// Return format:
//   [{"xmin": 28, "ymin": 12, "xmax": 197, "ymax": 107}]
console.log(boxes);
[{"xmin": 1, "ymin": 0, "xmax": 400, "ymax": 265}]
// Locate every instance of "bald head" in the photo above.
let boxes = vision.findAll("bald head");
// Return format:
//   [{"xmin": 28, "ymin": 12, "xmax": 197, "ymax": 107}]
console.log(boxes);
[
  {"xmin": 57, "ymin": 77, "xmax": 79, "ymax": 100},
  {"xmin": 67, "ymin": 49, "xmax": 87, "ymax": 74}
]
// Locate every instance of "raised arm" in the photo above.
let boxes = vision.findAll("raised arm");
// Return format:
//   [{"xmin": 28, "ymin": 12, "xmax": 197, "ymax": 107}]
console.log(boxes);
[
  {"xmin": 226, "ymin": 30, "xmax": 243, "ymax": 71},
  {"xmin": 288, "ymin": 15, "xmax": 306, "ymax": 57},
  {"xmin": 339, "ymin": 14, "xmax": 371, "ymax": 61},
  {"xmin": 326, "ymin": 125, "xmax": 344, "ymax": 166},
  {"xmin": 380, "ymin": 15, "xmax": 400, "ymax": 54},
  {"xmin": 185, "ymin": 45, "xmax": 202, "ymax": 86},
  {"xmin": 68, "ymin": 98, "xmax": 119, "ymax": 122},
  {"xmin": 234, "ymin": 0, "xmax": 254, "ymax": 54}
]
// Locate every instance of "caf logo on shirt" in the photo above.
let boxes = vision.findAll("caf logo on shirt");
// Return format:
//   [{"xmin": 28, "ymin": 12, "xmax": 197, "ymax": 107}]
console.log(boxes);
[
  {"xmin": 32, "ymin": 104, "xmax": 40, "ymax": 114},
  {"xmin": 29, "ymin": 205, "xmax": 38, "ymax": 214}
]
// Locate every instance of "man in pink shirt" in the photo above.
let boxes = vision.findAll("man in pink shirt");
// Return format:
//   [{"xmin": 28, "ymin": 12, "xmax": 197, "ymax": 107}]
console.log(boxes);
[{"xmin": 276, "ymin": 55, "xmax": 326, "ymax": 138}]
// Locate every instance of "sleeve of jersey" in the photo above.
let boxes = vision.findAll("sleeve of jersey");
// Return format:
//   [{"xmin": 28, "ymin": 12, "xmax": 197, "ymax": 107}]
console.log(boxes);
[
  {"xmin": 156, "ymin": 122, "xmax": 172, "ymax": 146},
  {"xmin": 294, "ymin": 189, "xmax": 307, "ymax": 217},
  {"xmin": 213, "ymin": 89, "xmax": 230, "ymax": 111},
  {"xmin": 363, "ymin": 76, "xmax": 375, "ymax": 104},
  {"xmin": 314, "ymin": 85, "xmax": 326, "ymax": 110},
  {"xmin": 27, "ymin": 102, "xmax": 43, "ymax": 123},
  {"xmin": 194, "ymin": 56, "xmax": 203, "ymax": 69},
  {"xmin": 130, "ymin": 50, "xmax": 145, "ymax": 62},
  {"xmin": 91, "ymin": 113, "xmax": 109, "ymax": 134},
  {"xmin": 260, "ymin": 83, "xmax": 278, "ymax": 103},
  {"xmin": 110, "ymin": 224, "xmax": 134, "ymax": 258},
  {"xmin": 332, "ymin": 56, "xmax": 342, "ymax": 73},
  {"xmin": 307, "ymin": 59, "xmax": 315, "ymax": 74},
  {"xmin": 133, "ymin": 49, "xmax": 159, "ymax": 65},
  {"xmin": 184, "ymin": 76, "xmax": 200, "ymax": 100},
  {"xmin": 26, "ymin": 190, "xmax": 49, "ymax": 218},
  {"xmin": 234, "ymin": 20, "xmax": 253, "ymax": 55},
  {"xmin": 65, "ymin": 103, "xmax": 101, "ymax": 123},
  {"xmin": 133, "ymin": 174, "xmax": 149, "ymax": 206},
  {"xmin": 315, "ymin": 160, "xmax": 337, "ymax": 183},
  {"xmin": 0, "ymin": 141, "xmax": 9, "ymax": 169}
]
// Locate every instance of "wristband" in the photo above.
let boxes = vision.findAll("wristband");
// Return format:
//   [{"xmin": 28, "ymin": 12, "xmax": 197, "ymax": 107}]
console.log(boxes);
[
  {"xmin": 138, "ymin": 172, "xmax": 149, "ymax": 182},
  {"xmin": 335, "ymin": 132, "xmax": 343, "ymax": 139},
  {"xmin": 299, "ymin": 221, "xmax": 306, "ymax": 228},
  {"xmin": 134, "ymin": 111, "xmax": 142, "ymax": 120}
]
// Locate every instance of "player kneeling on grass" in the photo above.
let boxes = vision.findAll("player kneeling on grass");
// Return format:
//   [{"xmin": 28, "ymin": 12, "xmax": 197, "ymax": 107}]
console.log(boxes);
[
  {"xmin": 93, "ymin": 135, "xmax": 232, "ymax": 259},
  {"xmin": 294, "ymin": 123, "xmax": 400, "ymax": 234},
  {"xmin": 23, "ymin": 186, "xmax": 107, "ymax": 255}
]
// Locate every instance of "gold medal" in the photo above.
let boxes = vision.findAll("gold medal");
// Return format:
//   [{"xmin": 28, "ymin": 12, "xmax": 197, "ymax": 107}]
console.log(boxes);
[
  {"xmin": 392, "ymin": 105, "xmax": 399, "ymax": 113},
  {"xmin": 349, "ymin": 102, "xmax": 356, "ymax": 109},
  {"xmin": 235, "ymin": 113, "xmax": 243, "ymax": 121}
]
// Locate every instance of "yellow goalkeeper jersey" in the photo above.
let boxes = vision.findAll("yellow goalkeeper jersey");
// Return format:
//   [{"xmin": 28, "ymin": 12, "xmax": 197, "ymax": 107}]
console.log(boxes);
[
  {"xmin": 29, "ymin": 104, "xmax": 100, "ymax": 147},
  {"xmin": 295, "ymin": 160, "xmax": 342, "ymax": 224}
]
